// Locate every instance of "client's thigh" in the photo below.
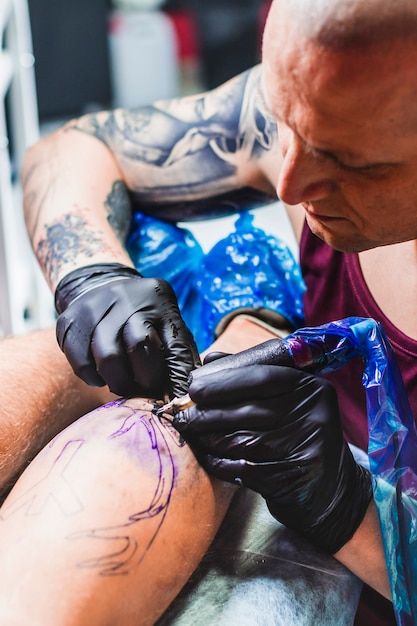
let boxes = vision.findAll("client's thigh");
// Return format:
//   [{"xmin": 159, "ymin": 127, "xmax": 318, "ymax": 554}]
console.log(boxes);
[{"xmin": 0, "ymin": 398, "xmax": 235, "ymax": 626}]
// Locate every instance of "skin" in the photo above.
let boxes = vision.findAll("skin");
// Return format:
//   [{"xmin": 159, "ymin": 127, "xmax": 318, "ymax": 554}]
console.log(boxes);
[
  {"xmin": 22, "ymin": 69, "xmax": 276, "ymax": 290},
  {"xmin": 0, "ymin": 328, "xmax": 116, "ymax": 501},
  {"xmin": 0, "ymin": 397, "xmax": 234, "ymax": 626}
]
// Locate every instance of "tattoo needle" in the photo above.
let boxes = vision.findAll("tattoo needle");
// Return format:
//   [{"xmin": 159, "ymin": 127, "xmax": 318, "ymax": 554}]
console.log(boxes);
[{"xmin": 156, "ymin": 393, "xmax": 195, "ymax": 417}]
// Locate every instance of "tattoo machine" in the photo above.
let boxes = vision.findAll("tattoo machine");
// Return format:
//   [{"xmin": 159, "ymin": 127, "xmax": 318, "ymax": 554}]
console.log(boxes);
[{"xmin": 156, "ymin": 329, "xmax": 343, "ymax": 417}]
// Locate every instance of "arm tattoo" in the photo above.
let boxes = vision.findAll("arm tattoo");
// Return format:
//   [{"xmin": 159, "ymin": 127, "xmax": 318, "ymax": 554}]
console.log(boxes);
[
  {"xmin": 104, "ymin": 180, "xmax": 132, "ymax": 242},
  {"xmin": 37, "ymin": 210, "xmax": 115, "ymax": 285},
  {"xmin": 68, "ymin": 66, "xmax": 278, "ymax": 217}
]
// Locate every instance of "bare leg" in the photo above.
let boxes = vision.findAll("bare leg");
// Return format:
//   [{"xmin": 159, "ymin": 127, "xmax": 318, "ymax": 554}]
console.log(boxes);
[
  {"xmin": 0, "ymin": 317, "xmax": 275, "ymax": 626},
  {"xmin": 0, "ymin": 328, "xmax": 116, "ymax": 498},
  {"xmin": 0, "ymin": 397, "xmax": 236, "ymax": 625}
]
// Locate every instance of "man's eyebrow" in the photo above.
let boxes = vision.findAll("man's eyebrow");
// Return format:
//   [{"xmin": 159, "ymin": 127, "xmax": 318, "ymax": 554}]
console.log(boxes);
[
  {"xmin": 308, "ymin": 143, "xmax": 358, "ymax": 163},
  {"xmin": 282, "ymin": 124, "xmax": 360, "ymax": 166},
  {"xmin": 288, "ymin": 127, "xmax": 395, "ymax": 169}
]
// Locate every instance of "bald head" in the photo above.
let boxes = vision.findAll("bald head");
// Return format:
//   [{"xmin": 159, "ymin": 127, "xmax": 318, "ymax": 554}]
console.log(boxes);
[{"xmin": 267, "ymin": 0, "xmax": 417, "ymax": 52}]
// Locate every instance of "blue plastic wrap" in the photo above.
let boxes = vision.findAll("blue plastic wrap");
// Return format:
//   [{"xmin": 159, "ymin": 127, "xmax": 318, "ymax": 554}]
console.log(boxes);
[
  {"xmin": 190, "ymin": 212, "xmax": 305, "ymax": 350},
  {"xmin": 126, "ymin": 211, "xmax": 306, "ymax": 352},
  {"xmin": 282, "ymin": 317, "xmax": 417, "ymax": 626},
  {"xmin": 126, "ymin": 211, "xmax": 205, "ymax": 314}
]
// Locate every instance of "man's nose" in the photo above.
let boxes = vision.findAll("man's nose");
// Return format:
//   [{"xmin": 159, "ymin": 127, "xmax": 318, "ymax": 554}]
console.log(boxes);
[{"xmin": 276, "ymin": 127, "xmax": 336, "ymax": 205}]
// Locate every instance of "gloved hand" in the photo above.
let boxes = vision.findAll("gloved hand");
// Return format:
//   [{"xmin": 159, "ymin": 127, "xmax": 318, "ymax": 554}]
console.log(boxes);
[
  {"xmin": 173, "ymin": 363, "xmax": 373, "ymax": 554},
  {"xmin": 55, "ymin": 263, "xmax": 200, "ymax": 397}
]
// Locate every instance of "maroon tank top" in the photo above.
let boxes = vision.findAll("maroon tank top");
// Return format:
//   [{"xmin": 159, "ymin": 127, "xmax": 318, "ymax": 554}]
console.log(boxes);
[
  {"xmin": 300, "ymin": 222, "xmax": 417, "ymax": 449},
  {"xmin": 300, "ymin": 222, "xmax": 417, "ymax": 626}
]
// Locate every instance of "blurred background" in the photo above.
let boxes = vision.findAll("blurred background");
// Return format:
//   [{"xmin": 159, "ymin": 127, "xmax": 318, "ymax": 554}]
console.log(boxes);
[
  {"xmin": 31, "ymin": 0, "xmax": 271, "ymax": 123},
  {"xmin": 1, "ymin": 0, "xmax": 287, "ymax": 338}
]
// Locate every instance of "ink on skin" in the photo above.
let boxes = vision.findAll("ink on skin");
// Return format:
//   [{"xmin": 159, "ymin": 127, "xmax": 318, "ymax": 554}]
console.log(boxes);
[
  {"xmin": 36, "ymin": 210, "xmax": 114, "ymax": 285},
  {"xmin": 73, "ymin": 65, "xmax": 277, "ymax": 217},
  {"xmin": 104, "ymin": 180, "xmax": 132, "ymax": 243},
  {"xmin": 0, "ymin": 440, "xmax": 85, "ymax": 520},
  {"xmin": 69, "ymin": 403, "xmax": 177, "ymax": 576},
  {"xmin": 0, "ymin": 399, "xmax": 182, "ymax": 577}
]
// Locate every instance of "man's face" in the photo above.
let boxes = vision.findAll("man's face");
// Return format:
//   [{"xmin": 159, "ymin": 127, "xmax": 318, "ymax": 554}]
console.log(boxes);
[{"xmin": 262, "ymin": 7, "xmax": 417, "ymax": 252}]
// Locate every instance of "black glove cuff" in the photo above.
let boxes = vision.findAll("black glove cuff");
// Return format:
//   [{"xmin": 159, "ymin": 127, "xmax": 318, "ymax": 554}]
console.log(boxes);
[
  {"xmin": 267, "ymin": 462, "xmax": 374, "ymax": 555},
  {"xmin": 55, "ymin": 263, "xmax": 142, "ymax": 314},
  {"xmin": 214, "ymin": 308, "xmax": 293, "ymax": 339},
  {"xmin": 310, "ymin": 464, "xmax": 374, "ymax": 554}
]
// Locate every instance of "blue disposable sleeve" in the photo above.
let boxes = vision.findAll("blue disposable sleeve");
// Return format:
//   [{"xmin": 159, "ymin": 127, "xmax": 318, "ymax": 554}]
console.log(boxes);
[{"xmin": 282, "ymin": 317, "xmax": 417, "ymax": 626}]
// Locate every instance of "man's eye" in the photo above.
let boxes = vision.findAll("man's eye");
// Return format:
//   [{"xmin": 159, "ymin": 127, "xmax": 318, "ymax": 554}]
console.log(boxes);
[
  {"xmin": 340, "ymin": 161, "xmax": 372, "ymax": 171},
  {"xmin": 327, "ymin": 153, "xmax": 385, "ymax": 173},
  {"xmin": 339, "ymin": 161, "xmax": 392, "ymax": 176}
]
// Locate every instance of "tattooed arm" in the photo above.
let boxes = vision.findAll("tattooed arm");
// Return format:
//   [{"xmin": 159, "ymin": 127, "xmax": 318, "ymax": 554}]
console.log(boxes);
[
  {"xmin": 22, "ymin": 66, "xmax": 278, "ymax": 289},
  {"xmin": 21, "ymin": 67, "xmax": 281, "ymax": 398},
  {"xmin": 22, "ymin": 132, "xmax": 133, "ymax": 291}
]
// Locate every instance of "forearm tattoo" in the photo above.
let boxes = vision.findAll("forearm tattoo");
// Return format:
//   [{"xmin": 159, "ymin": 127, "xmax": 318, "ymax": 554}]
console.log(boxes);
[
  {"xmin": 25, "ymin": 65, "xmax": 278, "ymax": 284},
  {"xmin": 30, "ymin": 179, "xmax": 130, "ymax": 285},
  {"xmin": 36, "ymin": 210, "xmax": 115, "ymax": 284}
]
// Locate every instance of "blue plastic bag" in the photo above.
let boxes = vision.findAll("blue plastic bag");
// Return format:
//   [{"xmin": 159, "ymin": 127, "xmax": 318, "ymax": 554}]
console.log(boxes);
[
  {"xmin": 282, "ymin": 317, "xmax": 417, "ymax": 626},
  {"xmin": 126, "ymin": 211, "xmax": 205, "ymax": 314},
  {"xmin": 189, "ymin": 212, "xmax": 305, "ymax": 350},
  {"xmin": 126, "ymin": 211, "xmax": 305, "ymax": 352}
]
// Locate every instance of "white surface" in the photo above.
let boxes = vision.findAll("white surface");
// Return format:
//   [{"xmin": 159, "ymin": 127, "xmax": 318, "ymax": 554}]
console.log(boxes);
[{"xmin": 108, "ymin": 9, "xmax": 179, "ymax": 108}]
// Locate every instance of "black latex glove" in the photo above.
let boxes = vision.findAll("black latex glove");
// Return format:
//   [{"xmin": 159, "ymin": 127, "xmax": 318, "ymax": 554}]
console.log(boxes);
[
  {"xmin": 173, "ymin": 364, "xmax": 373, "ymax": 554},
  {"xmin": 55, "ymin": 263, "xmax": 200, "ymax": 397}
]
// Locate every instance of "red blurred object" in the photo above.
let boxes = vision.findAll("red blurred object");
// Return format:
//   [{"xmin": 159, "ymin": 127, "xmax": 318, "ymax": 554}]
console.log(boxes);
[{"xmin": 165, "ymin": 9, "xmax": 201, "ymax": 62}]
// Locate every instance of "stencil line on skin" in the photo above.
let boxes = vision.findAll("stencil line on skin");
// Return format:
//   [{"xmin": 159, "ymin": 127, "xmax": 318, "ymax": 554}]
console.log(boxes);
[
  {"xmin": 0, "ymin": 439, "xmax": 85, "ymax": 520},
  {"xmin": 68, "ymin": 410, "xmax": 177, "ymax": 576},
  {"xmin": 0, "ymin": 399, "xmax": 178, "ymax": 577}
]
